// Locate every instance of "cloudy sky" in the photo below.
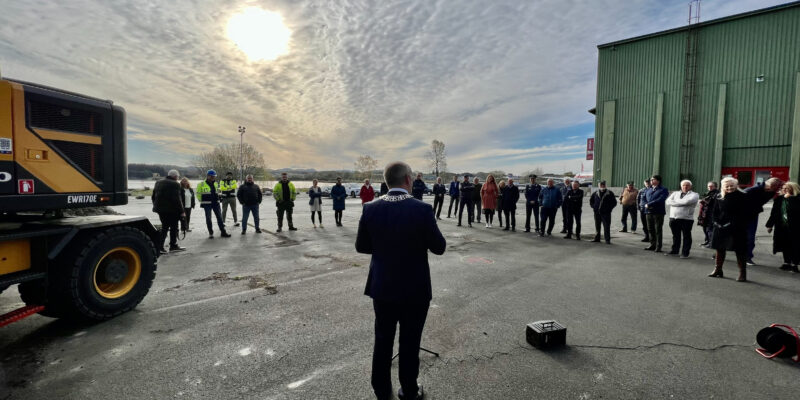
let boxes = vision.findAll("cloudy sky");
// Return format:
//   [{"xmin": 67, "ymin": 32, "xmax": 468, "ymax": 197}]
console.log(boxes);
[{"xmin": 0, "ymin": 0, "xmax": 786, "ymax": 174}]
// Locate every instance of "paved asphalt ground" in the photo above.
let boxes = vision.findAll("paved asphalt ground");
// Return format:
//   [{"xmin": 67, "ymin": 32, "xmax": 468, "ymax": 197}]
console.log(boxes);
[{"xmin": 1, "ymin": 191, "xmax": 799, "ymax": 399}]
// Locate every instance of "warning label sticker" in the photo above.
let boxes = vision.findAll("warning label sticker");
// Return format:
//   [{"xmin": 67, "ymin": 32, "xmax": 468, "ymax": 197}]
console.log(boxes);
[{"xmin": 0, "ymin": 138, "xmax": 11, "ymax": 154}]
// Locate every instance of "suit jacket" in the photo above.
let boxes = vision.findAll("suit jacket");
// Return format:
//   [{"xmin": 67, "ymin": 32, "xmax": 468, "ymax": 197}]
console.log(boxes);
[{"xmin": 356, "ymin": 190, "xmax": 446, "ymax": 303}]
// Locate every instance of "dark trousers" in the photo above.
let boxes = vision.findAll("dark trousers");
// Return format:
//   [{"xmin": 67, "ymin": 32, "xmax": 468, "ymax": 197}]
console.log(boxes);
[
  {"xmin": 746, "ymin": 218, "xmax": 757, "ymax": 261},
  {"xmin": 669, "ymin": 218, "xmax": 693, "ymax": 256},
  {"xmin": 433, "ymin": 195, "xmax": 444, "ymax": 218},
  {"xmin": 540, "ymin": 207, "xmax": 557, "ymax": 234},
  {"xmin": 311, "ymin": 211, "xmax": 322, "ymax": 224},
  {"xmin": 703, "ymin": 225, "xmax": 713, "ymax": 245},
  {"xmin": 158, "ymin": 212, "xmax": 180, "ymax": 249},
  {"xmin": 593, "ymin": 211, "xmax": 611, "ymax": 241},
  {"xmin": 567, "ymin": 209, "xmax": 581, "ymax": 235},
  {"xmin": 334, "ymin": 210, "xmax": 343, "ymax": 224},
  {"xmin": 184, "ymin": 207, "xmax": 192, "ymax": 227},
  {"xmin": 484, "ymin": 209, "xmax": 495, "ymax": 224},
  {"xmin": 241, "ymin": 204, "xmax": 259, "ymax": 231},
  {"xmin": 458, "ymin": 198, "xmax": 474, "ymax": 225},
  {"xmin": 202, "ymin": 204, "xmax": 225, "ymax": 234},
  {"xmin": 525, "ymin": 202, "xmax": 540, "ymax": 232},
  {"xmin": 497, "ymin": 208, "xmax": 503, "ymax": 226},
  {"xmin": 473, "ymin": 200, "xmax": 482, "ymax": 222},
  {"xmin": 640, "ymin": 209, "xmax": 650, "ymax": 239},
  {"xmin": 646, "ymin": 214, "xmax": 665, "ymax": 249},
  {"xmin": 447, "ymin": 196, "xmax": 459, "ymax": 217},
  {"xmin": 503, "ymin": 209, "xmax": 516, "ymax": 229},
  {"xmin": 277, "ymin": 203, "xmax": 294, "ymax": 228},
  {"xmin": 561, "ymin": 203, "xmax": 569, "ymax": 230},
  {"xmin": 371, "ymin": 300, "xmax": 429, "ymax": 399},
  {"xmin": 621, "ymin": 204, "xmax": 637, "ymax": 231}
]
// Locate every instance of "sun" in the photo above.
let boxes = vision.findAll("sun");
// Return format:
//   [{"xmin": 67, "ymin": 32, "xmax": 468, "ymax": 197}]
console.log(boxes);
[{"xmin": 226, "ymin": 7, "xmax": 291, "ymax": 62}]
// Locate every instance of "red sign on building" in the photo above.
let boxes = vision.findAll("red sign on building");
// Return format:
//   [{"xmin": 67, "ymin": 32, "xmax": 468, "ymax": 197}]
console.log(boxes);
[
  {"xmin": 586, "ymin": 138, "xmax": 594, "ymax": 160},
  {"xmin": 18, "ymin": 179, "xmax": 34, "ymax": 194}
]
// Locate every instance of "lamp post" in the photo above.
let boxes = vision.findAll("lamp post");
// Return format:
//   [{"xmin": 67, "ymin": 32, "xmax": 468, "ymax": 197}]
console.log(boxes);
[{"xmin": 238, "ymin": 125, "xmax": 246, "ymax": 182}]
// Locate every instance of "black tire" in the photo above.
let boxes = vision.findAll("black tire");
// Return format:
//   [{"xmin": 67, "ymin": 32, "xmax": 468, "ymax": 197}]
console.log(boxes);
[{"xmin": 27, "ymin": 226, "xmax": 157, "ymax": 321}]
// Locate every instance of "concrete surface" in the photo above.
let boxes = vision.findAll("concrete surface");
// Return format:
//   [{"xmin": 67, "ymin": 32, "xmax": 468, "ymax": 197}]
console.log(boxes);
[{"xmin": 1, "ymin": 192, "xmax": 798, "ymax": 399}]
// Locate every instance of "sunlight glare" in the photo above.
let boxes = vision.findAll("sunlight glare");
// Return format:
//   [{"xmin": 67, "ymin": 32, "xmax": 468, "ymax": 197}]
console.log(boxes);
[{"xmin": 227, "ymin": 7, "xmax": 291, "ymax": 62}]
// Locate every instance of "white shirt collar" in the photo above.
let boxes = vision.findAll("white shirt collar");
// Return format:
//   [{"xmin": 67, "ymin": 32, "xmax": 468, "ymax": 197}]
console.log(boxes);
[{"xmin": 388, "ymin": 188, "xmax": 409, "ymax": 194}]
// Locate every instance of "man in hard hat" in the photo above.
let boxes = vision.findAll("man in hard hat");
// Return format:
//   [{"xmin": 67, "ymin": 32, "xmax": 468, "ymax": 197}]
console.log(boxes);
[
  {"xmin": 220, "ymin": 171, "xmax": 240, "ymax": 227},
  {"xmin": 196, "ymin": 170, "xmax": 231, "ymax": 238}
]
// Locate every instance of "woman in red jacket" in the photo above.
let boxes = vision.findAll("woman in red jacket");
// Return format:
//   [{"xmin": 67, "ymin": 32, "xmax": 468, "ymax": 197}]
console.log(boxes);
[
  {"xmin": 481, "ymin": 174, "xmax": 499, "ymax": 228},
  {"xmin": 360, "ymin": 178, "xmax": 376, "ymax": 206}
]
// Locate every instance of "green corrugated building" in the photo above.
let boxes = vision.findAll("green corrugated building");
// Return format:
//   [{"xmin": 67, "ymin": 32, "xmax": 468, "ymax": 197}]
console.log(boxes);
[{"xmin": 593, "ymin": 1, "xmax": 800, "ymax": 189}]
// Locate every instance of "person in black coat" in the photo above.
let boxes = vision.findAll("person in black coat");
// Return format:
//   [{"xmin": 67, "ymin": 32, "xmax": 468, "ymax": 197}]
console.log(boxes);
[
  {"xmin": 501, "ymin": 178, "xmax": 520, "ymax": 231},
  {"xmin": 560, "ymin": 178, "xmax": 573, "ymax": 233},
  {"xmin": 380, "ymin": 181, "xmax": 389, "ymax": 196},
  {"xmin": 697, "ymin": 181, "xmax": 719, "ymax": 247},
  {"xmin": 563, "ymin": 181, "xmax": 584, "ymax": 240},
  {"xmin": 589, "ymin": 180, "xmax": 617, "ymax": 244},
  {"xmin": 457, "ymin": 175, "xmax": 475, "ymax": 227},
  {"xmin": 237, "ymin": 174, "xmax": 263, "ymax": 234},
  {"xmin": 742, "ymin": 178, "xmax": 782, "ymax": 265},
  {"xmin": 356, "ymin": 161, "xmax": 446, "ymax": 400},
  {"xmin": 152, "ymin": 169, "xmax": 186, "ymax": 253},
  {"xmin": 472, "ymin": 177, "xmax": 483, "ymax": 223},
  {"xmin": 411, "ymin": 173, "xmax": 426, "ymax": 200},
  {"xmin": 708, "ymin": 177, "xmax": 750, "ymax": 281},
  {"xmin": 765, "ymin": 182, "xmax": 800, "ymax": 272},
  {"xmin": 432, "ymin": 177, "xmax": 447, "ymax": 220}
]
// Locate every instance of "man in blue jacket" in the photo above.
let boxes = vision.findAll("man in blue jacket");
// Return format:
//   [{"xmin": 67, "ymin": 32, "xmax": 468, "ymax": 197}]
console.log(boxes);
[
  {"xmin": 538, "ymin": 178, "xmax": 563, "ymax": 236},
  {"xmin": 356, "ymin": 161, "xmax": 446, "ymax": 400},
  {"xmin": 446, "ymin": 175, "xmax": 459, "ymax": 218},
  {"xmin": 644, "ymin": 175, "xmax": 669, "ymax": 252},
  {"xmin": 524, "ymin": 175, "xmax": 542, "ymax": 233}
]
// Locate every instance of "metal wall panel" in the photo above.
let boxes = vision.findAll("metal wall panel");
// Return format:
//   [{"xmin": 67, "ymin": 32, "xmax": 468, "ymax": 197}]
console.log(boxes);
[{"xmin": 595, "ymin": 5, "xmax": 800, "ymax": 188}]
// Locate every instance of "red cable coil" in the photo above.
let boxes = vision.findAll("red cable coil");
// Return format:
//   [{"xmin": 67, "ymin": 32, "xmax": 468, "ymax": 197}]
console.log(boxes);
[
  {"xmin": 755, "ymin": 323, "xmax": 800, "ymax": 363},
  {"xmin": 0, "ymin": 305, "xmax": 45, "ymax": 328}
]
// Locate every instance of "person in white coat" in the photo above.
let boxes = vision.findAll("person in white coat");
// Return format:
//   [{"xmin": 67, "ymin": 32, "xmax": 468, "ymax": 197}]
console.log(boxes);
[{"xmin": 665, "ymin": 180, "xmax": 700, "ymax": 258}]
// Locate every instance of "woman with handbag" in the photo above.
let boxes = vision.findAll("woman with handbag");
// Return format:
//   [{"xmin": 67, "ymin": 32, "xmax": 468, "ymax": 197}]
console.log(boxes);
[
  {"xmin": 309, "ymin": 179, "xmax": 324, "ymax": 228},
  {"xmin": 708, "ymin": 177, "xmax": 749, "ymax": 281}
]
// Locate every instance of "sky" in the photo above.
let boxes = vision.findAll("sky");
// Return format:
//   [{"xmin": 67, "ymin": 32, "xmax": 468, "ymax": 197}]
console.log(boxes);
[{"xmin": 0, "ymin": 0, "xmax": 788, "ymax": 175}]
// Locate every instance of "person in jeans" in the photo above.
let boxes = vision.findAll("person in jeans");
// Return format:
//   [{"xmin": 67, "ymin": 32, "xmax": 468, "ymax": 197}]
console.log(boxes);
[
  {"xmin": 698, "ymin": 181, "xmax": 719, "ymax": 247},
  {"xmin": 590, "ymin": 180, "xmax": 617, "ymax": 243},
  {"xmin": 152, "ymin": 169, "xmax": 186, "ymax": 253},
  {"xmin": 743, "ymin": 177, "xmax": 782, "ymax": 265},
  {"xmin": 237, "ymin": 174, "xmax": 262, "ymax": 234},
  {"xmin": 447, "ymin": 175, "xmax": 460, "ymax": 218},
  {"xmin": 524, "ymin": 175, "xmax": 542, "ymax": 233},
  {"xmin": 563, "ymin": 181, "xmax": 584, "ymax": 240},
  {"xmin": 196, "ymin": 170, "xmax": 231, "ymax": 239},
  {"xmin": 501, "ymin": 178, "xmax": 519, "ymax": 231},
  {"xmin": 432, "ymin": 177, "xmax": 447, "ymax": 220},
  {"xmin": 180, "ymin": 177, "xmax": 195, "ymax": 232},
  {"xmin": 538, "ymin": 179, "xmax": 562, "ymax": 236},
  {"xmin": 619, "ymin": 181, "xmax": 639, "ymax": 233},
  {"xmin": 644, "ymin": 175, "xmax": 668, "ymax": 252},
  {"xmin": 665, "ymin": 180, "xmax": 699, "ymax": 258},
  {"xmin": 472, "ymin": 177, "xmax": 483, "ymax": 223},
  {"xmin": 637, "ymin": 180, "xmax": 652, "ymax": 242}
]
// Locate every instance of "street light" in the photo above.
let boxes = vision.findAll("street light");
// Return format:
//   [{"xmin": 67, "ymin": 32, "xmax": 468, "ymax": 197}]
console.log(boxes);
[{"xmin": 238, "ymin": 125, "xmax": 246, "ymax": 182}]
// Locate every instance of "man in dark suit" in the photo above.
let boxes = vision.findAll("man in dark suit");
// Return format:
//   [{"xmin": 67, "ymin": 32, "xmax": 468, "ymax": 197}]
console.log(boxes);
[{"xmin": 356, "ymin": 161, "xmax": 447, "ymax": 400}]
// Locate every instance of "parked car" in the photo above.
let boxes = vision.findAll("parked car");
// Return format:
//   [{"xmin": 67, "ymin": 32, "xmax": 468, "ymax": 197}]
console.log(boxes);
[
  {"xmin": 320, "ymin": 186, "xmax": 332, "ymax": 198},
  {"xmin": 425, "ymin": 183, "xmax": 433, "ymax": 195},
  {"xmin": 346, "ymin": 184, "xmax": 361, "ymax": 198}
]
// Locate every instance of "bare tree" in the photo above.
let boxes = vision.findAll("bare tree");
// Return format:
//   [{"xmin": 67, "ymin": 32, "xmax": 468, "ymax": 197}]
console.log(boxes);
[
  {"xmin": 354, "ymin": 154, "xmax": 379, "ymax": 181},
  {"xmin": 520, "ymin": 167, "xmax": 544, "ymax": 177},
  {"xmin": 426, "ymin": 140, "xmax": 447, "ymax": 176},
  {"xmin": 194, "ymin": 143, "xmax": 270, "ymax": 180}
]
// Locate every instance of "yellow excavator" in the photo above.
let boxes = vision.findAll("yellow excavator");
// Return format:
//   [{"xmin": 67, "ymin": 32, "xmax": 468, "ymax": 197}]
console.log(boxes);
[{"xmin": 0, "ymin": 74, "xmax": 159, "ymax": 322}]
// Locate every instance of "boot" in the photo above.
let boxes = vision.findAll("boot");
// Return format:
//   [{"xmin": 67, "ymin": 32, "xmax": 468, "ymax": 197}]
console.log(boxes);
[
  {"xmin": 737, "ymin": 259, "xmax": 747, "ymax": 282},
  {"xmin": 708, "ymin": 251, "xmax": 724, "ymax": 277},
  {"xmin": 576, "ymin": 234, "xmax": 581, "ymax": 240},
  {"xmin": 563, "ymin": 233, "xmax": 572, "ymax": 239},
  {"xmin": 591, "ymin": 235, "xmax": 600, "ymax": 242}
]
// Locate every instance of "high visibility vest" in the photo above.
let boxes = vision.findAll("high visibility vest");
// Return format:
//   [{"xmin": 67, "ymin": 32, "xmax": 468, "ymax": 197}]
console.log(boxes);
[
  {"xmin": 197, "ymin": 180, "xmax": 220, "ymax": 205},
  {"xmin": 219, "ymin": 179, "xmax": 238, "ymax": 197}
]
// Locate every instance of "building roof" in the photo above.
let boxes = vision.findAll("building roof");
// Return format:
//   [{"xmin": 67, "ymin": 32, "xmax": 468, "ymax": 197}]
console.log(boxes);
[{"xmin": 598, "ymin": 1, "xmax": 800, "ymax": 49}]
